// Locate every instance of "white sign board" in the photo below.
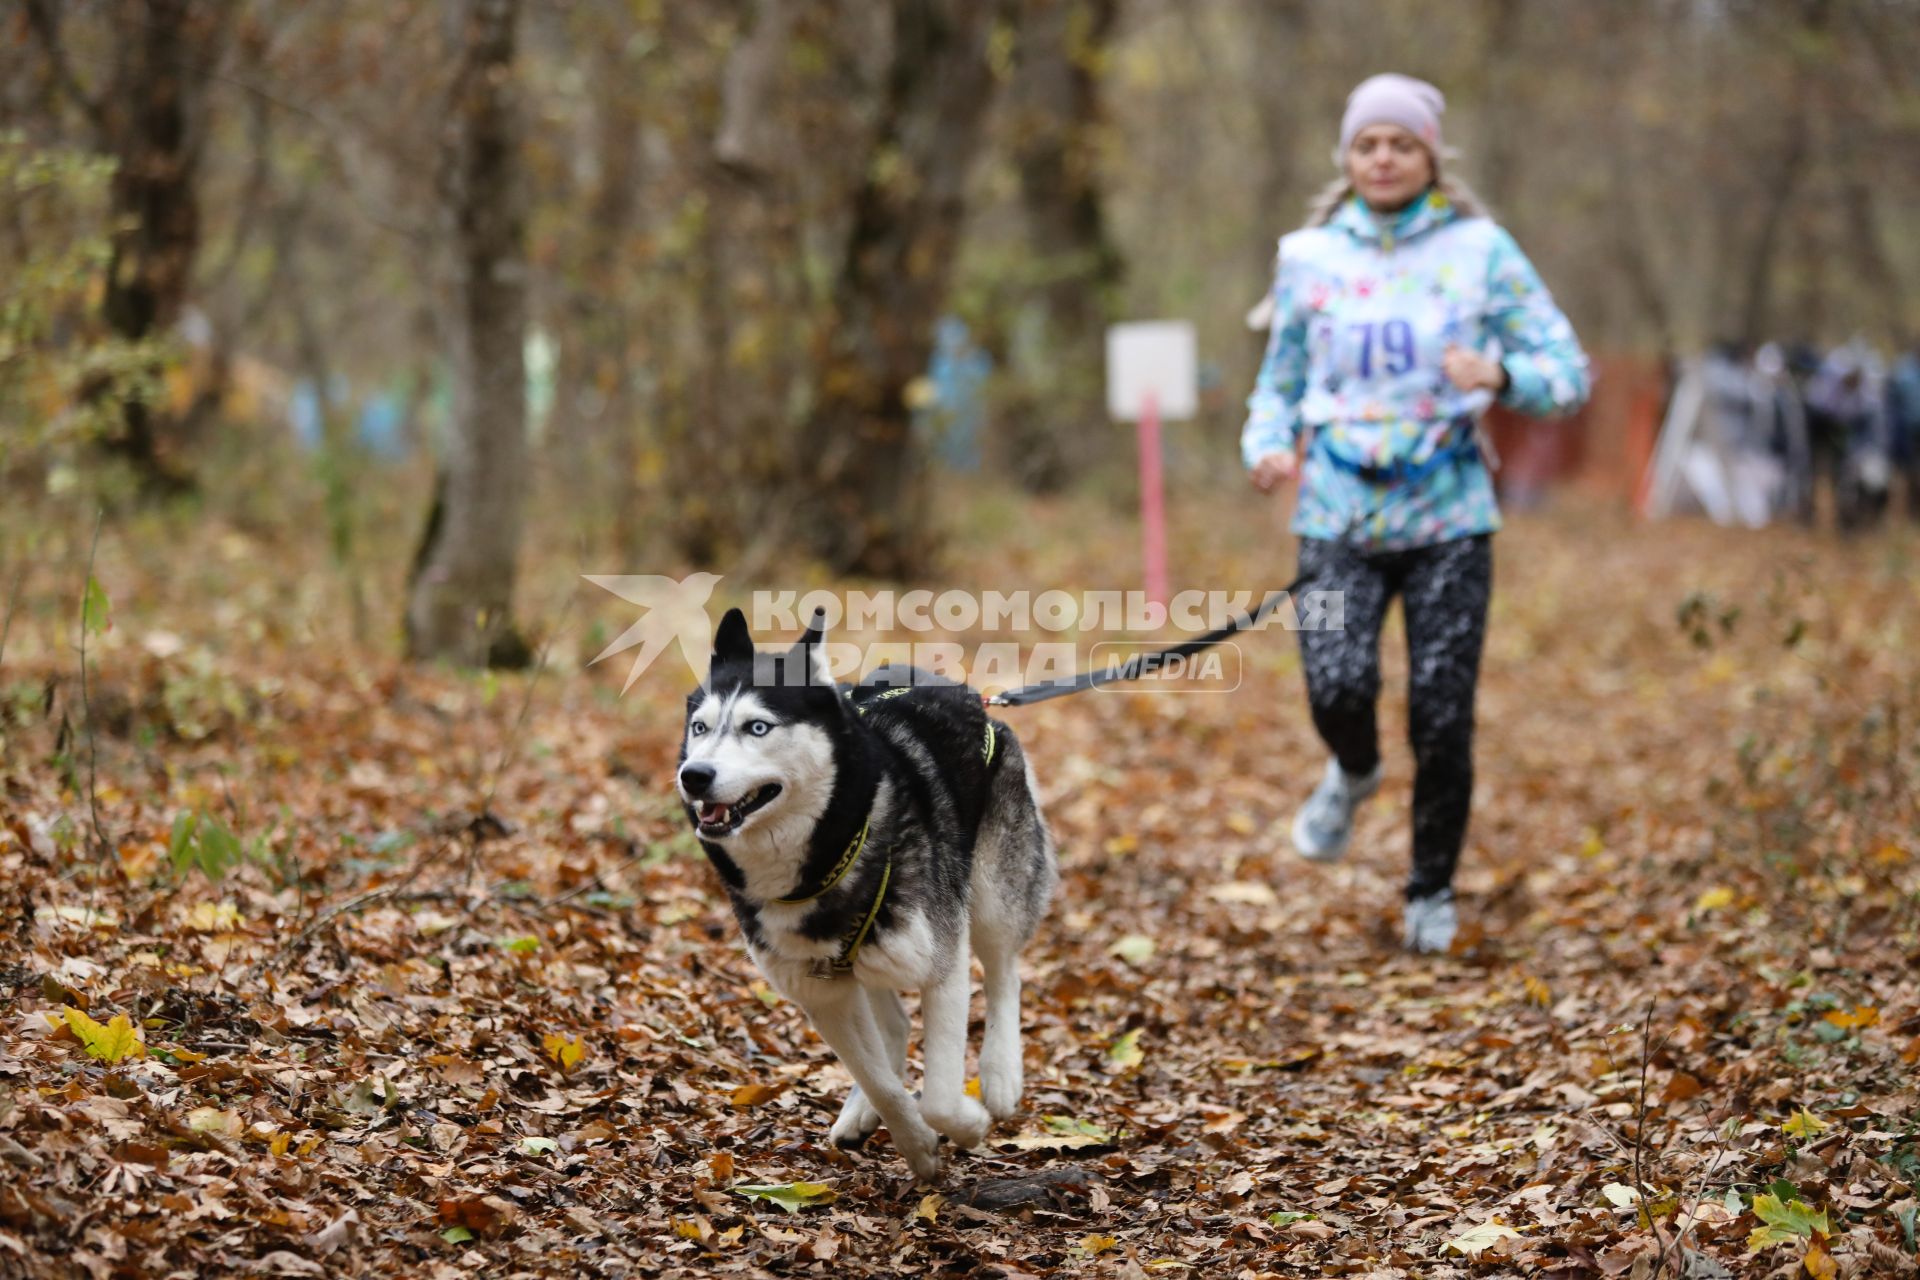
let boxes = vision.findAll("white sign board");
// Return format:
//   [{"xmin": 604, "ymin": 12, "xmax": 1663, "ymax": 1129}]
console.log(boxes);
[{"xmin": 1106, "ymin": 320, "xmax": 1198, "ymax": 422}]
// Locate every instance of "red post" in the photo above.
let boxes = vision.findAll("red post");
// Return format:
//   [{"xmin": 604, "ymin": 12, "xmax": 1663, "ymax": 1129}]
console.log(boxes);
[{"xmin": 1138, "ymin": 390, "xmax": 1168, "ymax": 609}]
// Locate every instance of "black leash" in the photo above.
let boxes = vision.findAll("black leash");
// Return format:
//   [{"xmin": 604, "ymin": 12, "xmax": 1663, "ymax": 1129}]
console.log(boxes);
[
  {"xmin": 981, "ymin": 500, "xmax": 1368, "ymax": 709},
  {"xmin": 983, "ymin": 572, "xmax": 1311, "ymax": 708}
]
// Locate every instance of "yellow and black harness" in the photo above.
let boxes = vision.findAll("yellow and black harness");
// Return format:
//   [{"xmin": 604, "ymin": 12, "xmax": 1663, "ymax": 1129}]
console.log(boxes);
[{"xmin": 779, "ymin": 687, "xmax": 999, "ymax": 980}]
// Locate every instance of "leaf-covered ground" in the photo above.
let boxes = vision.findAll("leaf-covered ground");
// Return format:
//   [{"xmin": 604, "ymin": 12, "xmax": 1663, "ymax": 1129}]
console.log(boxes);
[{"xmin": 3, "ymin": 491, "xmax": 1918, "ymax": 1279}]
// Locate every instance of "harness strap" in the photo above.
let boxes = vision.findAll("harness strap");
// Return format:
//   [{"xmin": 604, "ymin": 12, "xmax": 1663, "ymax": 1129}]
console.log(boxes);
[
  {"xmin": 788, "ymin": 685, "xmax": 991, "ymax": 976},
  {"xmin": 773, "ymin": 817, "xmax": 869, "ymax": 905},
  {"xmin": 773, "ymin": 686, "xmax": 913, "ymax": 905},
  {"xmin": 811, "ymin": 854, "xmax": 891, "ymax": 980},
  {"xmin": 1320, "ymin": 430, "xmax": 1482, "ymax": 486},
  {"xmin": 856, "ymin": 683, "xmax": 997, "ymax": 764}
]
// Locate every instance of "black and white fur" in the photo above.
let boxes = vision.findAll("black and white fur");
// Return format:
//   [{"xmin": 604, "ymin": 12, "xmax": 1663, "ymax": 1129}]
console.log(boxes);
[{"xmin": 676, "ymin": 609, "xmax": 1057, "ymax": 1181}]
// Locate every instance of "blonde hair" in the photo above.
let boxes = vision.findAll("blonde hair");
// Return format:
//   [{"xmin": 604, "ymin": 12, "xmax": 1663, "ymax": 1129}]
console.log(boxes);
[{"xmin": 1303, "ymin": 149, "xmax": 1492, "ymax": 228}]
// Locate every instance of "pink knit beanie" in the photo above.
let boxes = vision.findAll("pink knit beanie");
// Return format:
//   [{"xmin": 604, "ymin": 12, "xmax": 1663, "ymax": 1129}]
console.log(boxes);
[{"xmin": 1338, "ymin": 73, "xmax": 1445, "ymax": 156}]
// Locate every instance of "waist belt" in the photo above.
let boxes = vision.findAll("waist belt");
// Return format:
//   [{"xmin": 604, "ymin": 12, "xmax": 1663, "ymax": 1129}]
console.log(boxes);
[{"xmin": 1318, "ymin": 418, "xmax": 1483, "ymax": 485}]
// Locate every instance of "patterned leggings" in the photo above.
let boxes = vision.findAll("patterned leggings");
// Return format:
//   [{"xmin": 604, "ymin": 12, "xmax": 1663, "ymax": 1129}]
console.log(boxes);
[{"xmin": 1295, "ymin": 534, "xmax": 1492, "ymax": 899}]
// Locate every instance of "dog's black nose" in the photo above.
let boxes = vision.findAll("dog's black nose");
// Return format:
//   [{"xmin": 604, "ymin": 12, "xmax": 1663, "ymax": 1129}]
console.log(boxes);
[{"xmin": 679, "ymin": 762, "xmax": 716, "ymax": 797}]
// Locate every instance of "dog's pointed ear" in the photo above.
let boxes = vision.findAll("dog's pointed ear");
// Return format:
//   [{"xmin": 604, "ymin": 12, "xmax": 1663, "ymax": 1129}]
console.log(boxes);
[
  {"xmin": 795, "ymin": 608, "xmax": 826, "ymax": 651},
  {"xmin": 713, "ymin": 608, "xmax": 754, "ymax": 665},
  {"xmin": 788, "ymin": 609, "xmax": 834, "ymax": 688}
]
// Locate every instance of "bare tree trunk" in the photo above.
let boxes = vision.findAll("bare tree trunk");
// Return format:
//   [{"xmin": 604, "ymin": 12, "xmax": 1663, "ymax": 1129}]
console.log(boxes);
[
  {"xmin": 406, "ymin": 0, "xmax": 532, "ymax": 668},
  {"xmin": 1597, "ymin": 1, "xmax": 1675, "ymax": 355},
  {"xmin": 1738, "ymin": 0, "xmax": 1824, "ymax": 346},
  {"xmin": 1736, "ymin": 114, "xmax": 1811, "ymax": 346},
  {"xmin": 1790, "ymin": 209, "xmax": 1828, "ymax": 342},
  {"xmin": 284, "ymin": 209, "xmax": 371, "ymax": 649},
  {"xmin": 660, "ymin": 0, "xmax": 817, "ymax": 565},
  {"xmin": 1245, "ymin": 0, "xmax": 1309, "ymax": 268},
  {"xmin": 714, "ymin": 0, "xmax": 797, "ymax": 174},
  {"xmin": 1838, "ymin": 170, "xmax": 1905, "ymax": 340},
  {"xmin": 798, "ymin": 0, "xmax": 1009, "ymax": 577},
  {"xmin": 29, "ymin": 0, "xmax": 224, "ymax": 494},
  {"xmin": 1476, "ymin": 0, "xmax": 1525, "ymax": 214},
  {"xmin": 552, "ymin": 34, "xmax": 644, "ymax": 561},
  {"xmin": 999, "ymin": 0, "xmax": 1122, "ymax": 493}
]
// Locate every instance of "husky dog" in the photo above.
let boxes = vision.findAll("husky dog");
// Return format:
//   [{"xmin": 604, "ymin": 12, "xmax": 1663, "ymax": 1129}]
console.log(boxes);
[{"xmin": 676, "ymin": 608, "xmax": 1057, "ymax": 1181}]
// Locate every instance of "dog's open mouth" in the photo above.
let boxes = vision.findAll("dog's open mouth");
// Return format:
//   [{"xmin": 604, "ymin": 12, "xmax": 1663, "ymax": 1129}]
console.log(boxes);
[{"xmin": 694, "ymin": 783, "xmax": 783, "ymax": 837}]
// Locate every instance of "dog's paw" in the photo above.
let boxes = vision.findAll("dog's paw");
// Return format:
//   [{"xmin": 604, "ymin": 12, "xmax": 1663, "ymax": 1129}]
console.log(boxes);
[
  {"xmin": 830, "ymin": 1088, "xmax": 881, "ymax": 1149},
  {"xmin": 921, "ymin": 1094, "xmax": 990, "ymax": 1150},
  {"xmin": 977, "ymin": 1057, "xmax": 1023, "ymax": 1121},
  {"xmin": 892, "ymin": 1117, "xmax": 944, "ymax": 1183}
]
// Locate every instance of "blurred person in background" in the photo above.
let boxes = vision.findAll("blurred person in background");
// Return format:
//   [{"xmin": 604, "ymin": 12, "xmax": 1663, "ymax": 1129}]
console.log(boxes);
[
  {"xmin": 1887, "ymin": 343, "xmax": 1920, "ymax": 522},
  {"xmin": 1241, "ymin": 73, "xmax": 1590, "ymax": 954},
  {"xmin": 1805, "ymin": 341, "xmax": 1892, "ymax": 532},
  {"xmin": 1753, "ymin": 342, "xmax": 1812, "ymax": 525}
]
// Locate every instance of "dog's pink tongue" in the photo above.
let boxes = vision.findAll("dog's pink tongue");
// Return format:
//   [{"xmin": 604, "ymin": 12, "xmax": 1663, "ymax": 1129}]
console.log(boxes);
[{"xmin": 699, "ymin": 801, "xmax": 729, "ymax": 825}]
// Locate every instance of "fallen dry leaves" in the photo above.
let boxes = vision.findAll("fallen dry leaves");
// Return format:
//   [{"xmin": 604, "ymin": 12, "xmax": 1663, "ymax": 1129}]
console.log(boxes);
[{"xmin": 1, "ymin": 491, "xmax": 1916, "ymax": 1278}]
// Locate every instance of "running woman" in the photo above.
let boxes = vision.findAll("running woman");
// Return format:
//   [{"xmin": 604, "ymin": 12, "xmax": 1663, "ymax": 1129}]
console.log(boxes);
[{"xmin": 1243, "ymin": 73, "xmax": 1590, "ymax": 953}]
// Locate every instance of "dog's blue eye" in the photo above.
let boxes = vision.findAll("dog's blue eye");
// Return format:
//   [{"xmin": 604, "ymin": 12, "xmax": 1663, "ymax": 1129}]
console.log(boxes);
[
  {"xmin": 747, "ymin": 720, "xmax": 772, "ymax": 736},
  {"xmin": 690, "ymin": 722, "xmax": 709, "ymax": 737}
]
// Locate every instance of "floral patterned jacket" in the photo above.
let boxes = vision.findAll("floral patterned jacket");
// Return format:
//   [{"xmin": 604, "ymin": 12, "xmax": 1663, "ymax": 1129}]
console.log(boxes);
[{"xmin": 1242, "ymin": 190, "xmax": 1590, "ymax": 551}]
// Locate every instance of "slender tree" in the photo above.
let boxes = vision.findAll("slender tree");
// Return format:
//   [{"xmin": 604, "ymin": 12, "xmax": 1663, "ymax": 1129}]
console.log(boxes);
[
  {"xmin": 1475, "ymin": 0, "xmax": 1525, "ymax": 214},
  {"xmin": 798, "ymin": 0, "xmax": 1012, "ymax": 577},
  {"xmin": 26, "ymin": 0, "xmax": 227, "ymax": 493},
  {"xmin": 1735, "ymin": 0, "xmax": 1822, "ymax": 347},
  {"xmin": 1244, "ymin": 0, "xmax": 1310, "ymax": 271},
  {"xmin": 998, "ymin": 0, "xmax": 1123, "ymax": 493},
  {"xmin": 405, "ymin": 0, "xmax": 532, "ymax": 667}
]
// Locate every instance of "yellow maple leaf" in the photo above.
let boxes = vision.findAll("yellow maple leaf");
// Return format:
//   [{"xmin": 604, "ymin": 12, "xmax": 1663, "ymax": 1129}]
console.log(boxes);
[
  {"xmin": 1522, "ymin": 975, "xmax": 1552, "ymax": 1008},
  {"xmin": 187, "ymin": 901, "xmax": 244, "ymax": 933},
  {"xmin": 1823, "ymin": 1005, "xmax": 1878, "ymax": 1030},
  {"xmin": 1694, "ymin": 887, "xmax": 1734, "ymax": 912},
  {"xmin": 542, "ymin": 1033, "xmax": 586, "ymax": 1073},
  {"xmin": 186, "ymin": 1106, "xmax": 242, "ymax": 1136},
  {"xmin": 1105, "ymin": 1027, "xmax": 1145, "ymax": 1073},
  {"xmin": 1080, "ymin": 1234, "xmax": 1119, "ymax": 1255},
  {"xmin": 1782, "ymin": 1108, "xmax": 1828, "ymax": 1140},
  {"xmin": 915, "ymin": 1193, "xmax": 944, "ymax": 1224},
  {"xmin": 731, "ymin": 1182, "xmax": 836, "ymax": 1213},
  {"xmin": 728, "ymin": 1081, "xmax": 789, "ymax": 1108},
  {"xmin": 62, "ymin": 1007, "xmax": 147, "ymax": 1063}
]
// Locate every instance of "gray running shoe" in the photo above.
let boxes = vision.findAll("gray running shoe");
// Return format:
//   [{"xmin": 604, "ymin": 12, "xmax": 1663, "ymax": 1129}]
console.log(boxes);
[
  {"xmin": 1290, "ymin": 757, "xmax": 1382, "ymax": 862},
  {"xmin": 1403, "ymin": 889, "xmax": 1458, "ymax": 954}
]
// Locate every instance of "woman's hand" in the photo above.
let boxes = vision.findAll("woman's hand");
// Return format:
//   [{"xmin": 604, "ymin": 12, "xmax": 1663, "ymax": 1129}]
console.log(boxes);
[
  {"xmin": 1250, "ymin": 451, "xmax": 1299, "ymax": 493},
  {"xmin": 1442, "ymin": 344, "xmax": 1508, "ymax": 394}
]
